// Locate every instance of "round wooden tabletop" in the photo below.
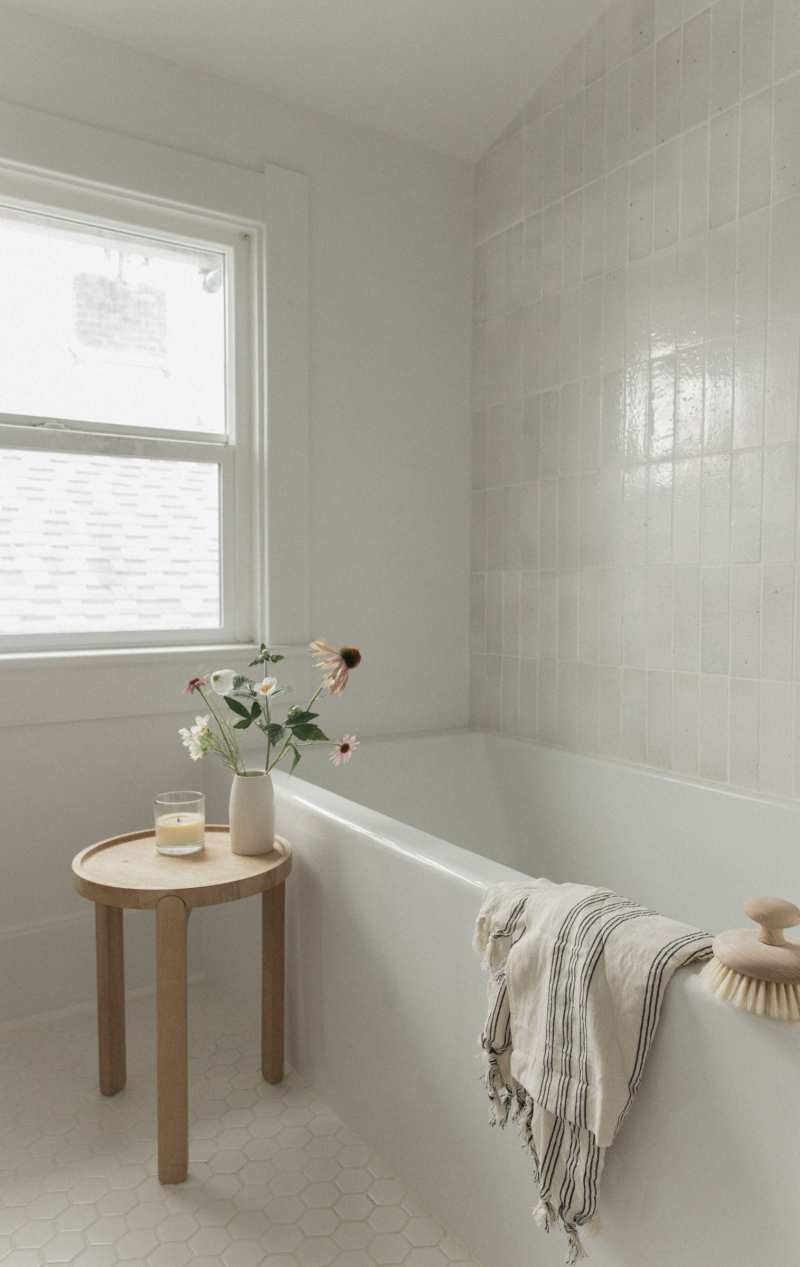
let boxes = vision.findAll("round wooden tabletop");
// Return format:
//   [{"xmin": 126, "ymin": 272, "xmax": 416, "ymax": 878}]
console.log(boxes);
[{"xmin": 72, "ymin": 826, "xmax": 292, "ymax": 910}]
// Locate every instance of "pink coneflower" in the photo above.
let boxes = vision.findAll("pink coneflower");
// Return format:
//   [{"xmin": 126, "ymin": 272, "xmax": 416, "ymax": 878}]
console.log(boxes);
[
  {"xmin": 310, "ymin": 641, "xmax": 362, "ymax": 694},
  {"xmin": 184, "ymin": 676, "xmax": 209, "ymax": 695},
  {"xmin": 330, "ymin": 735, "xmax": 359, "ymax": 766}
]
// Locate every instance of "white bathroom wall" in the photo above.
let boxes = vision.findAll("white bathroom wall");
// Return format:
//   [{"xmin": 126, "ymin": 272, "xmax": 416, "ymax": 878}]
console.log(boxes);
[
  {"xmin": 0, "ymin": 5, "xmax": 473, "ymax": 1020},
  {"xmin": 470, "ymin": 0, "xmax": 800, "ymax": 800}
]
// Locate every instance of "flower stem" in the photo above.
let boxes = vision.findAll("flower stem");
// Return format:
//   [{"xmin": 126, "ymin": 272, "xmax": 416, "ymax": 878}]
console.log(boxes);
[
  {"xmin": 267, "ymin": 683, "xmax": 325, "ymax": 774},
  {"xmin": 196, "ymin": 687, "xmax": 241, "ymax": 773}
]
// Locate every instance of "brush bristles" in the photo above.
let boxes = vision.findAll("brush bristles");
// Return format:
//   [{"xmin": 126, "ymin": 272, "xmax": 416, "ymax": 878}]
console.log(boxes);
[{"xmin": 702, "ymin": 956, "xmax": 800, "ymax": 1021}]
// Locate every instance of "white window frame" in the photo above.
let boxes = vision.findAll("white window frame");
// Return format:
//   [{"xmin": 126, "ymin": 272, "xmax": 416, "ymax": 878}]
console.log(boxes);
[{"xmin": 0, "ymin": 165, "xmax": 260, "ymax": 654}]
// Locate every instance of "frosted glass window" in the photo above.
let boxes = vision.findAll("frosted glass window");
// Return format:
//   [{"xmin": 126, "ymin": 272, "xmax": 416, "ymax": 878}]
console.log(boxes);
[
  {"xmin": 0, "ymin": 449, "xmax": 221, "ymax": 633},
  {"xmin": 0, "ymin": 206, "xmax": 227, "ymax": 434}
]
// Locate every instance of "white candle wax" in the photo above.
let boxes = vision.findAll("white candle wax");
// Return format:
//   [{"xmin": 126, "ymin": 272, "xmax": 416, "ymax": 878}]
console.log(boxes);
[{"xmin": 155, "ymin": 811, "xmax": 205, "ymax": 849}]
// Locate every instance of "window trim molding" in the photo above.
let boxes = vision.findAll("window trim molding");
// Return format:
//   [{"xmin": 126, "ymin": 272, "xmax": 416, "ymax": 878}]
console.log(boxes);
[{"xmin": 0, "ymin": 97, "xmax": 310, "ymax": 666}]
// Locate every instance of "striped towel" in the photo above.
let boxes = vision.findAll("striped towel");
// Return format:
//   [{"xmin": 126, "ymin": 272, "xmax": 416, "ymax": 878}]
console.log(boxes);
[{"xmin": 474, "ymin": 880, "xmax": 712, "ymax": 1264}]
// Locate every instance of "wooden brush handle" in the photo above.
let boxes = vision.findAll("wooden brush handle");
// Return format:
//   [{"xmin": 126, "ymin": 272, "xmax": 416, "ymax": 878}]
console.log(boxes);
[{"xmin": 743, "ymin": 897, "xmax": 800, "ymax": 947}]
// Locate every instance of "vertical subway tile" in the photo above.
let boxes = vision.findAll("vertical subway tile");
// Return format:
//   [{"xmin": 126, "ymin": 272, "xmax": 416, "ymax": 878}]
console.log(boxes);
[
  {"xmin": 630, "ymin": 44, "xmax": 656, "ymax": 158},
  {"xmin": 672, "ymin": 671, "xmax": 700, "ymax": 773},
  {"xmin": 736, "ymin": 207, "xmax": 769, "ymax": 331},
  {"xmin": 648, "ymin": 462, "xmax": 674, "ymax": 563},
  {"xmin": 519, "ymin": 657, "xmax": 538, "ymax": 738},
  {"xmin": 606, "ymin": 60, "xmax": 632, "ymax": 171},
  {"xmin": 559, "ymin": 571, "xmax": 580, "ymax": 659},
  {"xmin": 765, "ymin": 325, "xmax": 800, "ymax": 446},
  {"xmin": 557, "ymin": 661, "xmax": 580, "ymax": 748},
  {"xmin": 502, "ymin": 570, "xmax": 521, "ymax": 655},
  {"xmin": 731, "ymin": 562, "xmax": 762, "ymax": 676},
  {"xmin": 576, "ymin": 662, "xmax": 600, "ymax": 753},
  {"xmin": 655, "ymin": 0, "xmax": 681, "ymax": 38},
  {"xmin": 762, "ymin": 444, "xmax": 797, "ymax": 562},
  {"xmin": 538, "ymin": 658, "xmax": 559, "ymax": 742},
  {"xmin": 647, "ymin": 669, "xmax": 673, "ymax": 767},
  {"xmin": 742, "ymin": 0, "xmax": 774, "ymax": 95},
  {"xmin": 486, "ymin": 570, "xmax": 503, "ymax": 653},
  {"xmin": 622, "ymin": 666, "xmax": 649, "ymax": 761},
  {"xmin": 470, "ymin": 572, "xmax": 487, "ymax": 652},
  {"xmin": 628, "ymin": 152, "xmax": 655, "ymax": 260},
  {"xmin": 596, "ymin": 665, "xmax": 623, "ymax": 754},
  {"xmin": 739, "ymin": 90, "xmax": 772, "ymax": 216},
  {"xmin": 646, "ymin": 563, "xmax": 674, "ymax": 665},
  {"xmin": 673, "ymin": 459, "xmax": 703, "ymax": 564},
  {"xmin": 729, "ymin": 677, "xmax": 761, "ymax": 788},
  {"xmin": 701, "ymin": 564, "xmax": 731, "ymax": 672},
  {"xmin": 759, "ymin": 679, "xmax": 794, "ymax": 795},
  {"xmin": 679, "ymin": 122, "xmax": 709, "ymax": 240},
  {"xmin": 769, "ymin": 195, "xmax": 800, "ymax": 328},
  {"xmin": 654, "ymin": 136, "xmax": 681, "ymax": 249},
  {"xmin": 731, "ymin": 448, "xmax": 763, "ymax": 562},
  {"xmin": 585, "ymin": 15, "xmax": 607, "ymax": 85},
  {"xmin": 540, "ymin": 572, "xmax": 558, "ymax": 659},
  {"xmin": 563, "ymin": 93, "xmax": 585, "ymax": 196},
  {"xmin": 701, "ymin": 454, "xmax": 732, "ymax": 563},
  {"xmin": 704, "ymin": 342, "xmax": 734, "ymax": 452},
  {"xmin": 500, "ymin": 655, "xmax": 521, "ymax": 735},
  {"xmin": 675, "ymin": 347, "xmax": 705, "ymax": 456},
  {"xmin": 583, "ymin": 78, "xmax": 606, "ymax": 184},
  {"xmin": 710, "ymin": 0, "xmax": 742, "ymax": 117},
  {"xmin": 519, "ymin": 570, "xmax": 539, "ymax": 657},
  {"xmin": 761, "ymin": 563, "xmax": 795, "ymax": 678},
  {"xmin": 709, "ymin": 107, "xmax": 740, "ymax": 229},
  {"xmin": 773, "ymin": 74, "xmax": 800, "ymax": 203},
  {"xmin": 656, "ymin": 27, "xmax": 683, "ymax": 142},
  {"xmin": 623, "ymin": 566, "xmax": 648, "ymax": 664},
  {"xmin": 649, "ymin": 354, "xmax": 676, "ymax": 459},
  {"xmin": 674, "ymin": 565, "xmax": 702, "ymax": 668},
  {"xmin": 604, "ymin": 169, "xmax": 629, "ymax": 273},
  {"xmin": 681, "ymin": 9, "xmax": 711, "ymax": 131},
  {"xmin": 733, "ymin": 326, "xmax": 766, "ymax": 449},
  {"xmin": 707, "ymin": 226, "xmax": 737, "ymax": 342},
  {"xmin": 774, "ymin": 0, "xmax": 800, "ymax": 80},
  {"xmin": 607, "ymin": 0, "xmax": 635, "ymax": 68},
  {"xmin": 699, "ymin": 673, "xmax": 730, "ymax": 781},
  {"xmin": 563, "ymin": 191, "xmax": 583, "ymax": 289},
  {"xmin": 633, "ymin": 0, "xmax": 657, "ymax": 51}
]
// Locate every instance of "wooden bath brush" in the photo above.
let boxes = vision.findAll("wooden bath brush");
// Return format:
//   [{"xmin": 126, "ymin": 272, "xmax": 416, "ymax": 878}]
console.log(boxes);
[{"xmin": 702, "ymin": 897, "xmax": 800, "ymax": 1020}]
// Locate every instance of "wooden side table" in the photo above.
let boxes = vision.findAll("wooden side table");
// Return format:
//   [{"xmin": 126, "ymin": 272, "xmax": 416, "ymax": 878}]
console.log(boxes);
[{"xmin": 72, "ymin": 826, "xmax": 292, "ymax": 1184}]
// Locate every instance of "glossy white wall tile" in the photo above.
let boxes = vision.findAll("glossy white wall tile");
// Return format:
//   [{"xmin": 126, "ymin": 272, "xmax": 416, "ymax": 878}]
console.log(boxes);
[{"xmin": 471, "ymin": 0, "xmax": 800, "ymax": 799}]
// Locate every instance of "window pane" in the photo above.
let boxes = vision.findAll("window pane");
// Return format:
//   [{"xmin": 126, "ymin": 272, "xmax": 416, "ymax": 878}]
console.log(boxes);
[
  {"xmin": 0, "ymin": 449, "xmax": 221, "ymax": 634},
  {"xmin": 0, "ymin": 205, "xmax": 227, "ymax": 434}
]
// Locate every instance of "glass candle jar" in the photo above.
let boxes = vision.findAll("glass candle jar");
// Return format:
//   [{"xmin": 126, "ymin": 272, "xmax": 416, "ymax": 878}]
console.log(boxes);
[{"xmin": 154, "ymin": 791, "xmax": 205, "ymax": 856}]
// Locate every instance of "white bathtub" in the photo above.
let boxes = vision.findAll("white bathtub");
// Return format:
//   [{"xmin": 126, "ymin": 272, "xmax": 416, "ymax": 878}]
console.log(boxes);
[{"xmin": 206, "ymin": 731, "xmax": 800, "ymax": 1266}]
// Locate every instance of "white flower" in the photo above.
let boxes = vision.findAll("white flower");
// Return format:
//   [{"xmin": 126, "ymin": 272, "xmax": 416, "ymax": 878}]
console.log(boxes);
[
  {"xmin": 179, "ymin": 714, "xmax": 212, "ymax": 761},
  {"xmin": 209, "ymin": 669, "xmax": 237, "ymax": 696},
  {"xmin": 256, "ymin": 676, "xmax": 278, "ymax": 696}
]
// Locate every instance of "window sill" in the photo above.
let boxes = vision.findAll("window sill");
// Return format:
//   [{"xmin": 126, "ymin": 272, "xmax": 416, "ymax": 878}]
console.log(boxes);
[{"xmin": 0, "ymin": 641, "xmax": 312, "ymax": 729}]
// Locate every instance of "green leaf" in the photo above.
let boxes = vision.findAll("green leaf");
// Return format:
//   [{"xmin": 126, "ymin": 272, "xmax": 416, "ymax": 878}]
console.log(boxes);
[
  {"xmin": 250, "ymin": 701, "xmax": 261, "ymax": 718},
  {"xmin": 269, "ymin": 653, "xmax": 284, "ymax": 663},
  {"xmin": 248, "ymin": 643, "xmax": 270, "ymax": 667},
  {"xmin": 233, "ymin": 718, "xmax": 252, "ymax": 730},
  {"xmin": 291, "ymin": 722, "xmax": 328, "ymax": 743},
  {"xmin": 286, "ymin": 707, "xmax": 318, "ymax": 725},
  {"xmin": 266, "ymin": 722, "xmax": 286, "ymax": 743},
  {"xmin": 232, "ymin": 674, "xmax": 253, "ymax": 691},
  {"xmin": 289, "ymin": 743, "xmax": 301, "ymax": 773},
  {"xmin": 224, "ymin": 695, "xmax": 252, "ymax": 720}
]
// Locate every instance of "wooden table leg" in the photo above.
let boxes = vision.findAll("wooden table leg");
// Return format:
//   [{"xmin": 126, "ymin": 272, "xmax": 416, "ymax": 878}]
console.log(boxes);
[
  {"xmin": 156, "ymin": 895, "xmax": 189, "ymax": 1183},
  {"xmin": 95, "ymin": 904, "xmax": 126, "ymax": 1096},
  {"xmin": 262, "ymin": 883, "xmax": 285, "ymax": 1084}
]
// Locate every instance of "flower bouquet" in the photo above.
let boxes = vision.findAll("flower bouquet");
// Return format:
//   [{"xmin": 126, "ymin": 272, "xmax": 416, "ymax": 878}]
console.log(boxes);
[{"xmin": 180, "ymin": 640, "xmax": 361, "ymax": 855}]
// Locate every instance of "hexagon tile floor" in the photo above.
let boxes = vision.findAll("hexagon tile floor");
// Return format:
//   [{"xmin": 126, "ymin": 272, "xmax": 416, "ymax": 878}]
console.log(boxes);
[{"xmin": 0, "ymin": 986, "xmax": 483, "ymax": 1267}]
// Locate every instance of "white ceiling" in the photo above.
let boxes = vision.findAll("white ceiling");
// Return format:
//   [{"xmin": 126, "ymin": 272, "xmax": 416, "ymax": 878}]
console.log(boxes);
[{"xmin": 5, "ymin": 0, "xmax": 610, "ymax": 160}]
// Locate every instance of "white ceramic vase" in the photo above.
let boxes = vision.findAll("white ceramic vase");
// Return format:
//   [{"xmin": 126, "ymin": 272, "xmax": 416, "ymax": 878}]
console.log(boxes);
[{"xmin": 229, "ymin": 771, "xmax": 275, "ymax": 855}]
